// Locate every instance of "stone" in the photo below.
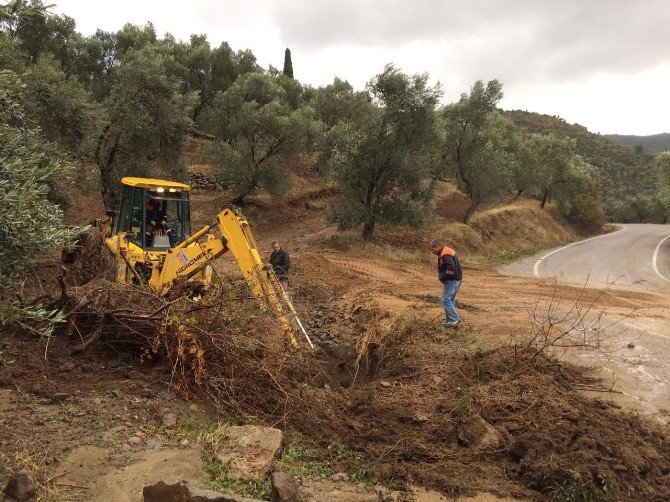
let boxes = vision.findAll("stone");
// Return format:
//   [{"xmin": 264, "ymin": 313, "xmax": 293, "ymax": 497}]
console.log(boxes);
[
  {"xmin": 140, "ymin": 387, "xmax": 157, "ymax": 398},
  {"xmin": 142, "ymin": 480, "xmax": 263, "ymax": 502},
  {"xmin": 111, "ymin": 389, "xmax": 125, "ymax": 399},
  {"xmin": 374, "ymin": 485, "xmax": 388, "ymax": 498},
  {"xmin": 127, "ymin": 370, "xmax": 146, "ymax": 380},
  {"xmin": 3, "ymin": 467, "xmax": 37, "ymax": 501},
  {"xmin": 162, "ymin": 412, "xmax": 178, "ymax": 427},
  {"xmin": 108, "ymin": 425, "xmax": 126, "ymax": 434},
  {"xmin": 59, "ymin": 361, "xmax": 76, "ymax": 373},
  {"xmin": 128, "ymin": 436, "xmax": 142, "ymax": 445},
  {"xmin": 146, "ymin": 437, "xmax": 163, "ymax": 449},
  {"xmin": 215, "ymin": 425, "xmax": 283, "ymax": 481},
  {"xmin": 414, "ymin": 412, "xmax": 430, "ymax": 423},
  {"xmin": 379, "ymin": 381, "xmax": 392, "ymax": 388},
  {"xmin": 188, "ymin": 404, "xmax": 199, "ymax": 412},
  {"xmin": 50, "ymin": 392, "xmax": 69, "ymax": 403},
  {"xmin": 143, "ymin": 480, "xmax": 191, "ymax": 502},
  {"xmin": 270, "ymin": 472, "xmax": 304, "ymax": 502},
  {"xmin": 627, "ymin": 342, "xmax": 636, "ymax": 349}
]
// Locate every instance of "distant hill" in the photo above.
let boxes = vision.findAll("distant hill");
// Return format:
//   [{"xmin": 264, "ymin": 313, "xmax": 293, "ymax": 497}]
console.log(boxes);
[
  {"xmin": 504, "ymin": 110, "xmax": 658, "ymax": 217},
  {"xmin": 604, "ymin": 133, "xmax": 670, "ymax": 155}
]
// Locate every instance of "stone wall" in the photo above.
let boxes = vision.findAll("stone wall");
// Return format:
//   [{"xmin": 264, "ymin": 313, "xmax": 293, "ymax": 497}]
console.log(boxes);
[{"xmin": 188, "ymin": 172, "xmax": 226, "ymax": 190}]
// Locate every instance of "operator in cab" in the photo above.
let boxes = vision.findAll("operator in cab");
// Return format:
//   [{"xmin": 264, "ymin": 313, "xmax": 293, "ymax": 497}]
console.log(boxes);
[{"xmin": 145, "ymin": 199, "xmax": 173, "ymax": 246}]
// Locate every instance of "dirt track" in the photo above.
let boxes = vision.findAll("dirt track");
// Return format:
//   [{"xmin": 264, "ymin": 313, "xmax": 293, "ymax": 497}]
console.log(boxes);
[{"xmin": 254, "ymin": 210, "xmax": 670, "ymax": 423}]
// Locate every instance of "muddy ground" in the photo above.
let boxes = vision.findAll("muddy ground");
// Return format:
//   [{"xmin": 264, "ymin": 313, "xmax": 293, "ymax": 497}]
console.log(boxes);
[{"xmin": 1, "ymin": 188, "xmax": 669, "ymax": 501}]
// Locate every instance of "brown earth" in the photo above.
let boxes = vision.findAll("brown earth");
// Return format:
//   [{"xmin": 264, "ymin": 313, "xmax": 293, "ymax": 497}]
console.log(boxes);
[{"xmin": 1, "ymin": 180, "xmax": 670, "ymax": 501}]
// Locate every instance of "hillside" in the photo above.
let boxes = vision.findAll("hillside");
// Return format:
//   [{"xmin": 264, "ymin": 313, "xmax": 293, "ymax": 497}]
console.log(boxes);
[
  {"xmin": 605, "ymin": 132, "xmax": 670, "ymax": 155},
  {"xmin": 505, "ymin": 110, "xmax": 659, "ymax": 216}
]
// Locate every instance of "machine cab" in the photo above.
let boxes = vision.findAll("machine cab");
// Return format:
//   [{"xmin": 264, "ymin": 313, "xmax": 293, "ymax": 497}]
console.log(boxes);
[{"xmin": 113, "ymin": 177, "xmax": 192, "ymax": 251}]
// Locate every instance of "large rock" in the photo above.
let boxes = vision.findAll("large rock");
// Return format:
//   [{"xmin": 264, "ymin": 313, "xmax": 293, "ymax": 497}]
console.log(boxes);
[
  {"xmin": 215, "ymin": 426, "xmax": 283, "ymax": 481},
  {"xmin": 3, "ymin": 467, "xmax": 37, "ymax": 501},
  {"xmin": 270, "ymin": 472, "xmax": 304, "ymax": 502},
  {"xmin": 143, "ymin": 480, "xmax": 262, "ymax": 502},
  {"xmin": 143, "ymin": 481, "xmax": 190, "ymax": 502},
  {"xmin": 57, "ymin": 445, "xmax": 208, "ymax": 502}
]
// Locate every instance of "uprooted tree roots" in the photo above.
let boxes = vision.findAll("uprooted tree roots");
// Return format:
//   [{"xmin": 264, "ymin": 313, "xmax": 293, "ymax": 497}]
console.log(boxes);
[
  {"xmin": 52, "ymin": 279, "xmax": 670, "ymax": 500},
  {"xmin": 58, "ymin": 279, "xmax": 306, "ymax": 406}
]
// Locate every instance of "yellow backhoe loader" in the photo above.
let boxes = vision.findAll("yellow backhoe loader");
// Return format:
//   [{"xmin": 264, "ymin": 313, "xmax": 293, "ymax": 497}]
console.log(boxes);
[{"xmin": 100, "ymin": 176, "xmax": 311, "ymax": 348}]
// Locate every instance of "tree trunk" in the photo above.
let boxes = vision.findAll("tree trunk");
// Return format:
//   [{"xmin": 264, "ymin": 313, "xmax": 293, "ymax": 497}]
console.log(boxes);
[
  {"xmin": 463, "ymin": 198, "xmax": 479, "ymax": 224},
  {"xmin": 231, "ymin": 194, "xmax": 246, "ymax": 206},
  {"xmin": 540, "ymin": 189, "xmax": 549, "ymax": 209},
  {"xmin": 362, "ymin": 220, "xmax": 375, "ymax": 240},
  {"xmin": 231, "ymin": 179, "xmax": 256, "ymax": 207},
  {"xmin": 512, "ymin": 189, "xmax": 523, "ymax": 202}
]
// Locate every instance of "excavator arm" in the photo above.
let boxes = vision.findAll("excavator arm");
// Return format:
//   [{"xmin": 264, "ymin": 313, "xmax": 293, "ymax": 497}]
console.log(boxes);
[{"xmin": 149, "ymin": 207, "xmax": 308, "ymax": 348}]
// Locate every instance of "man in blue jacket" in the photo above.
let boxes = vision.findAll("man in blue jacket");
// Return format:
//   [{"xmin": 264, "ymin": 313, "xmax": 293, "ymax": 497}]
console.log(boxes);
[{"xmin": 429, "ymin": 239, "xmax": 463, "ymax": 326}]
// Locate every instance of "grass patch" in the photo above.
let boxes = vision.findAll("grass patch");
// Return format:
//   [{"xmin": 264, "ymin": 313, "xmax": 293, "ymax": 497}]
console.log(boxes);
[
  {"xmin": 276, "ymin": 440, "xmax": 333, "ymax": 479},
  {"xmin": 455, "ymin": 387, "xmax": 480, "ymax": 416},
  {"xmin": 485, "ymin": 246, "xmax": 544, "ymax": 265},
  {"xmin": 178, "ymin": 417, "xmax": 222, "ymax": 442},
  {"xmin": 332, "ymin": 444, "xmax": 379, "ymax": 488},
  {"xmin": 324, "ymin": 233, "xmax": 360, "ymax": 251},
  {"xmin": 549, "ymin": 469, "xmax": 622, "ymax": 502},
  {"xmin": 203, "ymin": 457, "xmax": 271, "ymax": 499}
]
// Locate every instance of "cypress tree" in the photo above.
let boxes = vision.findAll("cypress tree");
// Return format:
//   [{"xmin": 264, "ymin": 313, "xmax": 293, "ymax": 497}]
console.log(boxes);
[{"xmin": 283, "ymin": 48, "xmax": 294, "ymax": 78}]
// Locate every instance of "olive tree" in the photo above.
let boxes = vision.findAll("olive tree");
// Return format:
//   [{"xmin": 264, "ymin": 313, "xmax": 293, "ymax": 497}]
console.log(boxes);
[
  {"xmin": 321, "ymin": 65, "xmax": 441, "ymax": 239},
  {"xmin": 438, "ymin": 80, "xmax": 515, "ymax": 222},
  {"xmin": 656, "ymin": 152, "xmax": 670, "ymax": 222},
  {"xmin": 205, "ymin": 72, "xmax": 322, "ymax": 205},
  {"xmin": 90, "ymin": 45, "xmax": 197, "ymax": 208},
  {"xmin": 0, "ymin": 70, "xmax": 78, "ymax": 333}
]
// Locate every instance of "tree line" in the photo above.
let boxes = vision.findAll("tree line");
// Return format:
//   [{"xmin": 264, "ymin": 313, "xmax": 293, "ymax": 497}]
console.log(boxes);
[
  {"xmin": 2, "ymin": 0, "xmax": 668, "ymax": 280},
  {"xmin": 508, "ymin": 110, "xmax": 667, "ymax": 224}
]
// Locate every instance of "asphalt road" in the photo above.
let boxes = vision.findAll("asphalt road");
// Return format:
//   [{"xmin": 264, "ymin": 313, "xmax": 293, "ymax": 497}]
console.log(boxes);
[{"xmin": 500, "ymin": 223, "xmax": 670, "ymax": 293}]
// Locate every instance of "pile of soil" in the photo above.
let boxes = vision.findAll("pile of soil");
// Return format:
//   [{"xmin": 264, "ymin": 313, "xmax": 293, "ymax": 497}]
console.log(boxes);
[{"xmin": 283, "ymin": 316, "xmax": 670, "ymax": 500}]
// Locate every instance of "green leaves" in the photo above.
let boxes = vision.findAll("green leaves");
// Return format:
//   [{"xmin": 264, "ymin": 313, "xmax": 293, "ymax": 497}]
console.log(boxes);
[
  {"xmin": 205, "ymin": 72, "xmax": 322, "ymax": 204},
  {"xmin": 92, "ymin": 45, "xmax": 197, "ymax": 207},
  {"xmin": 322, "ymin": 65, "xmax": 441, "ymax": 238},
  {"xmin": 439, "ymin": 80, "xmax": 514, "ymax": 222},
  {"xmin": 0, "ymin": 69, "xmax": 79, "ymax": 295}
]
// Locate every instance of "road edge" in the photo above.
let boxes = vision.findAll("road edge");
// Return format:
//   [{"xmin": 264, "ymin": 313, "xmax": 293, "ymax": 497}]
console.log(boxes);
[
  {"xmin": 652, "ymin": 234, "xmax": 670, "ymax": 283},
  {"xmin": 533, "ymin": 224, "xmax": 628, "ymax": 278}
]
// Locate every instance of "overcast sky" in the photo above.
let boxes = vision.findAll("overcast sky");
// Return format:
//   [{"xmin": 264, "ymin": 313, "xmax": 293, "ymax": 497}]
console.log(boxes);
[{"xmin": 52, "ymin": 0, "xmax": 670, "ymax": 135}]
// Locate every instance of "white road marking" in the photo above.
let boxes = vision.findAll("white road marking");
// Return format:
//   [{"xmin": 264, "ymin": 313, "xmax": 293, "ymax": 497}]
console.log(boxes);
[
  {"xmin": 533, "ymin": 225, "xmax": 628, "ymax": 278},
  {"xmin": 652, "ymin": 235, "xmax": 670, "ymax": 283}
]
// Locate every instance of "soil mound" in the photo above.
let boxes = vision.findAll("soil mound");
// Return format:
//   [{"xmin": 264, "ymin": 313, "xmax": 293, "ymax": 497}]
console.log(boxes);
[{"xmin": 58, "ymin": 286, "xmax": 670, "ymax": 500}]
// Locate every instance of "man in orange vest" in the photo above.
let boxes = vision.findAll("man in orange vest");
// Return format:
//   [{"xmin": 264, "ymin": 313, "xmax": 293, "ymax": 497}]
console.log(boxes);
[{"xmin": 429, "ymin": 239, "xmax": 463, "ymax": 326}]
